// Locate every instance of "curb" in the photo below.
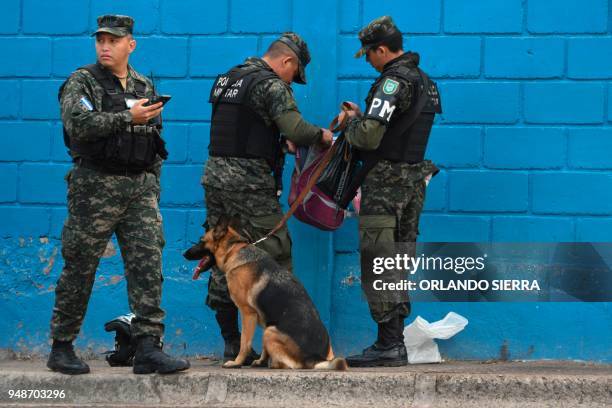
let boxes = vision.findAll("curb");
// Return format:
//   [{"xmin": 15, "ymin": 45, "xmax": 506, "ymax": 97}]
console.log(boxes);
[{"xmin": 0, "ymin": 361, "xmax": 610, "ymax": 407}]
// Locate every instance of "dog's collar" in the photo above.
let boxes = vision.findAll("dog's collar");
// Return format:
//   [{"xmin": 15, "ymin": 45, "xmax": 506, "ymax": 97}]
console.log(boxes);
[
  {"xmin": 228, "ymin": 236, "xmax": 249, "ymax": 246},
  {"xmin": 222, "ymin": 243, "xmax": 269, "ymax": 274}
]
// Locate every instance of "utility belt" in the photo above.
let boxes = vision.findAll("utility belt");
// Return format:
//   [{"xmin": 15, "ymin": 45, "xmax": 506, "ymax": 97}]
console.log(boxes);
[
  {"xmin": 76, "ymin": 157, "xmax": 151, "ymax": 177},
  {"xmin": 358, "ymin": 153, "xmax": 423, "ymax": 165}
]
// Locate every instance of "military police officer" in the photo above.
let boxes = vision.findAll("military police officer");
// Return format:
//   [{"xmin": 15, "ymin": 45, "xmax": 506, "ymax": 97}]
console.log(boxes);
[
  {"xmin": 48, "ymin": 15, "xmax": 190, "ymax": 375},
  {"xmin": 199, "ymin": 33, "xmax": 333, "ymax": 364},
  {"xmin": 343, "ymin": 16, "xmax": 441, "ymax": 367}
]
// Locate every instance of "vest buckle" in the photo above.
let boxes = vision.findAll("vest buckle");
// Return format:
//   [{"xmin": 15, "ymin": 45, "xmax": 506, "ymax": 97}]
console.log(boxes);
[{"xmin": 131, "ymin": 125, "xmax": 151, "ymax": 135}]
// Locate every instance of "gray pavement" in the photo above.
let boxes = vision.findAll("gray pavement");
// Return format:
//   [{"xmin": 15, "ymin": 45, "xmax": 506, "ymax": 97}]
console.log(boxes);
[{"xmin": 0, "ymin": 359, "xmax": 610, "ymax": 407}]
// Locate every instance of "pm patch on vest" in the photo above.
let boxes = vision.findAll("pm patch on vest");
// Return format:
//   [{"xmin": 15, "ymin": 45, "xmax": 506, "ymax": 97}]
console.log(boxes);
[{"xmin": 365, "ymin": 77, "xmax": 402, "ymax": 125}]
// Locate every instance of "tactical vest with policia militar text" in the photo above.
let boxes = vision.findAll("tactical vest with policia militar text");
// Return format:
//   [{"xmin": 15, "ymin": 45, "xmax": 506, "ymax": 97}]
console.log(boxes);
[
  {"xmin": 208, "ymin": 64, "xmax": 285, "ymax": 174},
  {"xmin": 58, "ymin": 63, "xmax": 168, "ymax": 173}
]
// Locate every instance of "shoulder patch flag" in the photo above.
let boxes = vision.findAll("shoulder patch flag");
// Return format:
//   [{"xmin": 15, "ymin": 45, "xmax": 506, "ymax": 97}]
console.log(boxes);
[
  {"xmin": 79, "ymin": 96, "xmax": 94, "ymax": 111},
  {"xmin": 382, "ymin": 78, "xmax": 399, "ymax": 95}
]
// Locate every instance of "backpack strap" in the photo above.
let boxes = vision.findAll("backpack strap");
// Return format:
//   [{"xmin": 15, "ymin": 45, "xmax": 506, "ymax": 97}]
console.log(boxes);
[{"xmin": 78, "ymin": 63, "xmax": 126, "ymax": 112}]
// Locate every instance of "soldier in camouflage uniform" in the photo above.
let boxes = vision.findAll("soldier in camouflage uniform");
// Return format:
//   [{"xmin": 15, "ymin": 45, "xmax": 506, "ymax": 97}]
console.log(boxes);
[
  {"xmin": 343, "ymin": 16, "xmax": 442, "ymax": 367},
  {"xmin": 47, "ymin": 15, "xmax": 189, "ymax": 375},
  {"xmin": 198, "ymin": 32, "xmax": 333, "ymax": 364}
]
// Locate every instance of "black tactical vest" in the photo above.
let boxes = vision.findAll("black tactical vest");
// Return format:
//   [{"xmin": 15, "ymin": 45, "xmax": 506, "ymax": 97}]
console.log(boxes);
[
  {"xmin": 366, "ymin": 63, "xmax": 442, "ymax": 164},
  {"xmin": 59, "ymin": 63, "xmax": 167, "ymax": 172},
  {"xmin": 208, "ymin": 64, "xmax": 282, "ymax": 168}
]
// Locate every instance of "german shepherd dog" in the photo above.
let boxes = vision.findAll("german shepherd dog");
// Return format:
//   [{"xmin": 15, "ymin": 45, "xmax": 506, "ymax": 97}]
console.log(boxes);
[{"xmin": 184, "ymin": 215, "xmax": 347, "ymax": 370}]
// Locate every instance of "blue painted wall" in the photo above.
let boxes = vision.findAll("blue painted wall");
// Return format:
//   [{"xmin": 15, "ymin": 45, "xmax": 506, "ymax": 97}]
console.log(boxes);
[{"xmin": 0, "ymin": 0, "xmax": 611, "ymax": 362}]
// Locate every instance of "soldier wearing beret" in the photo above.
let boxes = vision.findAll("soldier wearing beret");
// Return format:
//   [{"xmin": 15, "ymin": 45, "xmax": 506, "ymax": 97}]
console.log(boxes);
[
  {"xmin": 47, "ymin": 15, "xmax": 189, "ymax": 375},
  {"xmin": 343, "ymin": 16, "xmax": 442, "ymax": 367},
  {"xmin": 197, "ymin": 32, "xmax": 333, "ymax": 364}
]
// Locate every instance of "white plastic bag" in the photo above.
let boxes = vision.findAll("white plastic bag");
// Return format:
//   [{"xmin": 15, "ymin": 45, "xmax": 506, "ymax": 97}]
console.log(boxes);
[{"xmin": 403, "ymin": 312, "xmax": 468, "ymax": 364}]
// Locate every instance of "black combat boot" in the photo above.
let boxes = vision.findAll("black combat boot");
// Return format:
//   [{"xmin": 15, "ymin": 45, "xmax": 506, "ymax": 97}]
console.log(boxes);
[
  {"xmin": 46, "ymin": 340, "xmax": 90, "ymax": 375},
  {"xmin": 132, "ymin": 336, "xmax": 190, "ymax": 374},
  {"xmin": 346, "ymin": 316, "xmax": 408, "ymax": 367},
  {"xmin": 215, "ymin": 308, "xmax": 259, "ymax": 365}
]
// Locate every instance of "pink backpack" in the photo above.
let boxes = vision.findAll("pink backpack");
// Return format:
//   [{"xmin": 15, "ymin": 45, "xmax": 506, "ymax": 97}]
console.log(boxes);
[
  {"xmin": 288, "ymin": 145, "xmax": 346, "ymax": 231},
  {"xmin": 284, "ymin": 111, "xmax": 364, "ymax": 232}
]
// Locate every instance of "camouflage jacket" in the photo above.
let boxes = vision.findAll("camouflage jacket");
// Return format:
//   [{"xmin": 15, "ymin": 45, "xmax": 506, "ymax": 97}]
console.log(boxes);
[
  {"xmin": 345, "ymin": 52, "xmax": 439, "ymax": 183},
  {"xmin": 344, "ymin": 52, "xmax": 419, "ymax": 151},
  {"xmin": 59, "ymin": 62, "xmax": 163, "ymax": 176},
  {"xmin": 202, "ymin": 57, "xmax": 313, "ymax": 192}
]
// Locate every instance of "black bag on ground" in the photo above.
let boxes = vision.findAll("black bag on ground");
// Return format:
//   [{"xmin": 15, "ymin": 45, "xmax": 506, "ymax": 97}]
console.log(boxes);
[{"xmin": 104, "ymin": 313, "xmax": 136, "ymax": 367}]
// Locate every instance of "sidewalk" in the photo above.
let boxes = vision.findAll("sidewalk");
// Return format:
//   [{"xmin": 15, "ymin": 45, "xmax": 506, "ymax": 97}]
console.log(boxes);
[{"xmin": 0, "ymin": 359, "xmax": 610, "ymax": 407}]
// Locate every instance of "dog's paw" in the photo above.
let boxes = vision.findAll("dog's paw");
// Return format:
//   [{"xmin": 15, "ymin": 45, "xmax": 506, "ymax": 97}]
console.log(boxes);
[
  {"xmin": 222, "ymin": 360, "xmax": 242, "ymax": 369},
  {"xmin": 251, "ymin": 358, "xmax": 268, "ymax": 368}
]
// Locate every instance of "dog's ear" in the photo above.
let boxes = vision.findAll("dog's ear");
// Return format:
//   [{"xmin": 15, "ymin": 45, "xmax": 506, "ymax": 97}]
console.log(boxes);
[
  {"xmin": 213, "ymin": 215, "xmax": 230, "ymax": 241},
  {"xmin": 226, "ymin": 216, "xmax": 249, "ymax": 242}
]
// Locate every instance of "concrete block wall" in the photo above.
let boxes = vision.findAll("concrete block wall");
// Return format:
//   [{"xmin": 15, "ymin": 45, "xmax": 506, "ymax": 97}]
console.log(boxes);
[{"xmin": 0, "ymin": 0, "xmax": 610, "ymax": 362}]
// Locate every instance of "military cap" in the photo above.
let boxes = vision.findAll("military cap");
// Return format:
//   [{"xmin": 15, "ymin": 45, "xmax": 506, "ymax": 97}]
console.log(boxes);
[
  {"xmin": 274, "ymin": 32, "xmax": 311, "ymax": 84},
  {"xmin": 92, "ymin": 15, "xmax": 134, "ymax": 37},
  {"xmin": 354, "ymin": 15, "xmax": 402, "ymax": 58}
]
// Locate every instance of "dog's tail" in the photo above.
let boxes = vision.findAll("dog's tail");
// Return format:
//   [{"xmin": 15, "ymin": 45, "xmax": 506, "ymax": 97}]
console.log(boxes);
[{"xmin": 312, "ymin": 357, "xmax": 348, "ymax": 371}]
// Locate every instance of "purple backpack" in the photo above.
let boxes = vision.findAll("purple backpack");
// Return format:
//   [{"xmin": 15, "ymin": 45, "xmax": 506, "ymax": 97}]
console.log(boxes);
[{"xmin": 288, "ymin": 145, "xmax": 346, "ymax": 231}]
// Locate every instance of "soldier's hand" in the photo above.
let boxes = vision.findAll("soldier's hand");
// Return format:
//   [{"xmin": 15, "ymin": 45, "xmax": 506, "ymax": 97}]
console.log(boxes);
[
  {"xmin": 319, "ymin": 128, "xmax": 333, "ymax": 147},
  {"xmin": 130, "ymin": 99, "xmax": 163, "ymax": 125},
  {"xmin": 285, "ymin": 140, "xmax": 297, "ymax": 154},
  {"xmin": 342, "ymin": 101, "xmax": 362, "ymax": 116},
  {"xmin": 344, "ymin": 109, "xmax": 359, "ymax": 119}
]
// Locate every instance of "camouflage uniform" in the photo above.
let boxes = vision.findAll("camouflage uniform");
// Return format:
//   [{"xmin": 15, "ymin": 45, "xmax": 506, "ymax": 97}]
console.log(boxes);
[
  {"xmin": 50, "ymin": 59, "xmax": 166, "ymax": 341},
  {"xmin": 202, "ymin": 35, "xmax": 322, "ymax": 313},
  {"xmin": 346, "ymin": 16, "xmax": 440, "ymax": 324}
]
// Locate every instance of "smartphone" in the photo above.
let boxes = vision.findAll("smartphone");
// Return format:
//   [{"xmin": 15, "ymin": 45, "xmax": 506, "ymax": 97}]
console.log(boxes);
[{"xmin": 144, "ymin": 95, "xmax": 172, "ymax": 106}]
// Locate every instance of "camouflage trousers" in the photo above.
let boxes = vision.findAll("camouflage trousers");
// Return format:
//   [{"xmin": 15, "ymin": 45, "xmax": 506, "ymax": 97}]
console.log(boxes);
[
  {"xmin": 203, "ymin": 186, "xmax": 293, "ymax": 312},
  {"xmin": 359, "ymin": 160, "xmax": 438, "ymax": 323},
  {"xmin": 50, "ymin": 165, "xmax": 165, "ymax": 341}
]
